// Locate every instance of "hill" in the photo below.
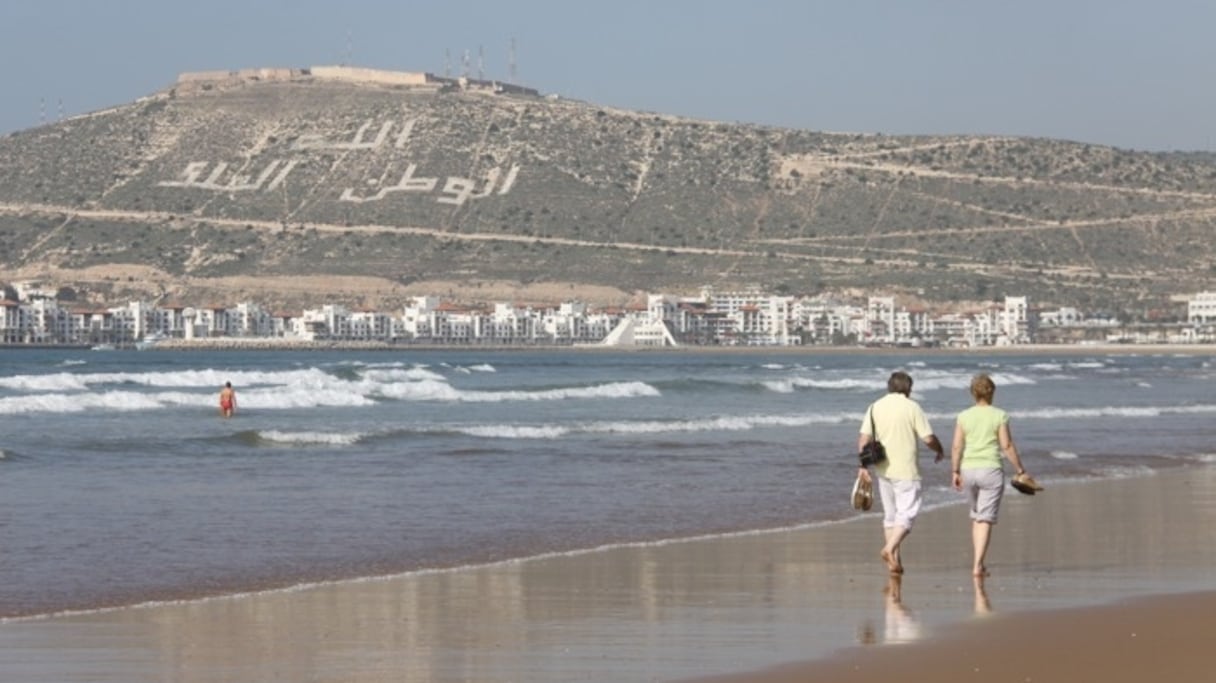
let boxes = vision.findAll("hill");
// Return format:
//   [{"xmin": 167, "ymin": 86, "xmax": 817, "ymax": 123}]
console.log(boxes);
[{"xmin": 2, "ymin": 66, "xmax": 1215, "ymax": 315}]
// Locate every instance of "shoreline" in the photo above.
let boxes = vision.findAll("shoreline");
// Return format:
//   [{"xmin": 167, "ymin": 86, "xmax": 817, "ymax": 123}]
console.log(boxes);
[{"xmin": 1, "ymin": 467, "xmax": 1212, "ymax": 682}]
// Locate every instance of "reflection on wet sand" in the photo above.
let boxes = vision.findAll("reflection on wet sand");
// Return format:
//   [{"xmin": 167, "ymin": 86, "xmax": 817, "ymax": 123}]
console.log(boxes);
[
  {"xmin": 883, "ymin": 575, "xmax": 921, "ymax": 644},
  {"xmin": 1, "ymin": 468, "xmax": 1214, "ymax": 683},
  {"xmin": 974, "ymin": 576, "xmax": 992, "ymax": 616}
]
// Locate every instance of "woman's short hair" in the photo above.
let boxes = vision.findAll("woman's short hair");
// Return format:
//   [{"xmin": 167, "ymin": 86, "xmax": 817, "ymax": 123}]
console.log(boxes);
[
  {"xmin": 887, "ymin": 371, "xmax": 913, "ymax": 396},
  {"xmin": 970, "ymin": 374, "xmax": 996, "ymax": 402}
]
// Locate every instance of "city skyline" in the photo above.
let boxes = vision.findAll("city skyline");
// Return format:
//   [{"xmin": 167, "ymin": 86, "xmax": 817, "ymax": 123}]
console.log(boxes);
[{"xmin": 4, "ymin": 282, "xmax": 1213, "ymax": 349}]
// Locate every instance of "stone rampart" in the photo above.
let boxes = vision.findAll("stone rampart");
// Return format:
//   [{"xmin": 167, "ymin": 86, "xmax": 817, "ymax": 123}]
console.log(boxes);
[
  {"xmin": 308, "ymin": 65, "xmax": 431, "ymax": 86},
  {"xmin": 173, "ymin": 65, "xmax": 538, "ymax": 96}
]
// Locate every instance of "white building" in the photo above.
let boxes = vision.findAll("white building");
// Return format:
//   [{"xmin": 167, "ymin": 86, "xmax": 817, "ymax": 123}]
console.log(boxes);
[
  {"xmin": 1000, "ymin": 296, "xmax": 1030, "ymax": 342},
  {"xmin": 1040, "ymin": 307, "xmax": 1083, "ymax": 327},
  {"xmin": 865, "ymin": 296, "xmax": 896, "ymax": 344},
  {"xmin": 699, "ymin": 287, "xmax": 797, "ymax": 345},
  {"xmin": 1188, "ymin": 292, "xmax": 1216, "ymax": 325}
]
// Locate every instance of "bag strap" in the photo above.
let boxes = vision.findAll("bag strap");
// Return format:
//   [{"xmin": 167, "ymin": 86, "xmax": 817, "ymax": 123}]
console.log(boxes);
[{"xmin": 868, "ymin": 401, "xmax": 878, "ymax": 441}]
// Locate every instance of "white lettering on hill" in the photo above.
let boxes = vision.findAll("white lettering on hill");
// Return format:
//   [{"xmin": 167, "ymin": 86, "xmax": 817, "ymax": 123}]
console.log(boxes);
[{"xmin": 156, "ymin": 117, "xmax": 521, "ymax": 203}]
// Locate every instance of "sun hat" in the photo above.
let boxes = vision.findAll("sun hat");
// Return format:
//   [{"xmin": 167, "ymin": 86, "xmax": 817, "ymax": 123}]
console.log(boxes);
[
  {"xmin": 1010, "ymin": 472, "xmax": 1044, "ymax": 495},
  {"xmin": 851, "ymin": 472, "xmax": 873, "ymax": 511}
]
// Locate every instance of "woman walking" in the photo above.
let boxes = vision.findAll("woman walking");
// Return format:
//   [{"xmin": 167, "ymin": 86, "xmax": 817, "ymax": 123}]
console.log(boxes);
[{"xmin": 950, "ymin": 373, "xmax": 1034, "ymax": 577}]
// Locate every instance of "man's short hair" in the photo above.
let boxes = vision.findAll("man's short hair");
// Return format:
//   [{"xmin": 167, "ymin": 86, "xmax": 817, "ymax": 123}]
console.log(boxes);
[{"xmin": 887, "ymin": 371, "xmax": 913, "ymax": 396}]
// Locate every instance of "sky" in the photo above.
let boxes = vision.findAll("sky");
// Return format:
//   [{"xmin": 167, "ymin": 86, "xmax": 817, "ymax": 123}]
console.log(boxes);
[{"xmin": 1, "ymin": 0, "xmax": 1214, "ymax": 151}]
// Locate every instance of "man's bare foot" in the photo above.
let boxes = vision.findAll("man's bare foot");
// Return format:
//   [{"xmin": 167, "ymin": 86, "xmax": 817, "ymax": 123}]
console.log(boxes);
[
  {"xmin": 973, "ymin": 566, "xmax": 989, "ymax": 578},
  {"xmin": 880, "ymin": 549, "xmax": 904, "ymax": 575}
]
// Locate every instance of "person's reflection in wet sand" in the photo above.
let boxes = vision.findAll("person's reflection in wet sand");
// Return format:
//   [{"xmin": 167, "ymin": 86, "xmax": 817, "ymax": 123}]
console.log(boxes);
[
  {"xmin": 883, "ymin": 575, "xmax": 922, "ymax": 644},
  {"xmin": 973, "ymin": 575, "xmax": 993, "ymax": 616},
  {"xmin": 856, "ymin": 619, "xmax": 878, "ymax": 645}
]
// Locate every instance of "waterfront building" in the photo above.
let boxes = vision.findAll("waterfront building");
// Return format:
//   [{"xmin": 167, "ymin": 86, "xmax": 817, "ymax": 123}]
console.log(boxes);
[
  {"xmin": 0, "ymin": 299, "xmax": 23, "ymax": 344},
  {"xmin": 1188, "ymin": 291, "xmax": 1216, "ymax": 325}
]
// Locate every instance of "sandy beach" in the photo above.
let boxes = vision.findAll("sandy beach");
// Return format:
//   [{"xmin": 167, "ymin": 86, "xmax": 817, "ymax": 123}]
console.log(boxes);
[{"xmin": 1, "ymin": 466, "xmax": 1213, "ymax": 682}]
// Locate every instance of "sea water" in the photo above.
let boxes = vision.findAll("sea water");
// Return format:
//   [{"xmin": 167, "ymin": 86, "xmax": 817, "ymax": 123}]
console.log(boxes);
[{"xmin": 0, "ymin": 348, "xmax": 1212, "ymax": 617}]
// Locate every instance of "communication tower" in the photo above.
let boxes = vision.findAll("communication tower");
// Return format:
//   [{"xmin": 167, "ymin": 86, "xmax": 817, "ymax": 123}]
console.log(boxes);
[
  {"xmin": 508, "ymin": 37, "xmax": 518, "ymax": 82},
  {"xmin": 478, "ymin": 44, "xmax": 485, "ymax": 81}
]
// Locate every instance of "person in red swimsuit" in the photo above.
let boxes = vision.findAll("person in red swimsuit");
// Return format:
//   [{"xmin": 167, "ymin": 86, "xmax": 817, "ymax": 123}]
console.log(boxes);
[{"xmin": 218, "ymin": 381, "xmax": 237, "ymax": 418}]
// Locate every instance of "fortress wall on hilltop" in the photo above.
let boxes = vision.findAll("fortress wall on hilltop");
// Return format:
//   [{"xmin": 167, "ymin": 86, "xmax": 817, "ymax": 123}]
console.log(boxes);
[
  {"xmin": 177, "ymin": 68, "xmax": 306, "ymax": 84},
  {"xmin": 308, "ymin": 66, "xmax": 430, "ymax": 86},
  {"xmin": 174, "ymin": 65, "xmax": 540, "ymax": 96}
]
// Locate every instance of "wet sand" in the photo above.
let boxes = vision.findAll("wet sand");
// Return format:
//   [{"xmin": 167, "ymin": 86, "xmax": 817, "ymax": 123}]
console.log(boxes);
[
  {"xmin": 685, "ymin": 590, "xmax": 1216, "ymax": 683},
  {"xmin": 1, "ymin": 466, "xmax": 1213, "ymax": 682}
]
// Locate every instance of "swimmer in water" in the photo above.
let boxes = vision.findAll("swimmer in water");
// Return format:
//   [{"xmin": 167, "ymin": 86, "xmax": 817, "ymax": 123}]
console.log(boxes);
[{"xmin": 219, "ymin": 381, "xmax": 236, "ymax": 418}]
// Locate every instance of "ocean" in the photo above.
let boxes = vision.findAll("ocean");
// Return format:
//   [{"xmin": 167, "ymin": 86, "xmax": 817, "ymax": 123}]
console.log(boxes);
[{"xmin": 1, "ymin": 347, "xmax": 1213, "ymax": 619}]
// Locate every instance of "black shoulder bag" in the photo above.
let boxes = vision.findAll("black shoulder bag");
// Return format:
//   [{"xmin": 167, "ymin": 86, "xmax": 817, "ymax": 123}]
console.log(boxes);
[{"xmin": 858, "ymin": 403, "xmax": 887, "ymax": 468}]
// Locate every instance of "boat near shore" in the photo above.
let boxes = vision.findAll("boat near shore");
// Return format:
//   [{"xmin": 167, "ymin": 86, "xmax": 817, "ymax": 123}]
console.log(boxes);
[{"xmin": 133, "ymin": 332, "xmax": 168, "ymax": 350}]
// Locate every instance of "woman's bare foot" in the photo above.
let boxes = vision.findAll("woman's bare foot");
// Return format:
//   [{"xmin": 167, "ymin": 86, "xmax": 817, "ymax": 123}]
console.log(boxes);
[{"xmin": 972, "ymin": 565, "xmax": 989, "ymax": 578}]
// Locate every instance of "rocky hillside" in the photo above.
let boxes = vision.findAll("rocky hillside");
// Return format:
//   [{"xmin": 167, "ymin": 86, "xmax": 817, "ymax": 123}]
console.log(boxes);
[{"xmin": 1, "ymin": 71, "xmax": 1215, "ymax": 314}]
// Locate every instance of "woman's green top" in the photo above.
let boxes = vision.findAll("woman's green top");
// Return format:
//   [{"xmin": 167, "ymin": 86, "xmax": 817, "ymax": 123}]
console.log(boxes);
[{"xmin": 957, "ymin": 404, "xmax": 1008, "ymax": 470}]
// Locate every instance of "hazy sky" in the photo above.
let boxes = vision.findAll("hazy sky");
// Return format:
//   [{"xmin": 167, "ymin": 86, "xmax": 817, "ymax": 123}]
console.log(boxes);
[{"xmin": 2, "ymin": 0, "xmax": 1214, "ymax": 151}]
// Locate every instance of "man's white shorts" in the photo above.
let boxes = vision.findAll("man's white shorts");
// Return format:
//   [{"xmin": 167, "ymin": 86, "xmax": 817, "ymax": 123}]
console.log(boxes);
[{"xmin": 877, "ymin": 477, "xmax": 922, "ymax": 530}]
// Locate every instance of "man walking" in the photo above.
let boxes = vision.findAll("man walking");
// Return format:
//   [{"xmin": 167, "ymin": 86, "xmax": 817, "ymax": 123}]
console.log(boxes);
[{"xmin": 858, "ymin": 371, "xmax": 944, "ymax": 574}]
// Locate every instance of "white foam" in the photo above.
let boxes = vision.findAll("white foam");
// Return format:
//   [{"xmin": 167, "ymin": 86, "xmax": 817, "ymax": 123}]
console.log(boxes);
[
  {"xmin": 910, "ymin": 371, "xmax": 1037, "ymax": 392},
  {"xmin": 0, "ymin": 390, "xmax": 163, "ymax": 414},
  {"xmin": 767, "ymin": 369, "xmax": 1040, "ymax": 395},
  {"xmin": 461, "ymin": 424, "xmax": 572, "ymax": 439},
  {"xmin": 1093, "ymin": 464, "xmax": 1159, "ymax": 479},
  {"xmin": 0, "ymin": 384, "xmax": 377, "ymax": 415},
  {"xmin": 361, "ymin": 366, "xmax": 447, "ymax": 383},
  {"xmin": 1014, "ymin": 404, "xmax": 1216, "ymax": 420},
  {"xmin": 0, "ymin": 362, "xmax": 653, "ymax": 415},
  {"xmin": 458, "ymin": 411, "xmax": 855, "ymax": 439},
  {"xmin": 0, "ymin": 373, "xmax": 91, "ymax": 392},
  {"xmin": 439, "ymin": 380, "xmax": 661, "ymax": 403},
  {"xmin": 0, "ymin": 367, "xmax": 338, "ymax": 392},
  {"xmin": 763, "ymin": 377, "xmax": 879, "ymax": 393},
  {"xmin": 1050, "ymin": 450, "xmax": 1079, "ymax": 460},
  {"xmin": 258, "ymin": 430, "xmax": 365, "ymax": 446}
]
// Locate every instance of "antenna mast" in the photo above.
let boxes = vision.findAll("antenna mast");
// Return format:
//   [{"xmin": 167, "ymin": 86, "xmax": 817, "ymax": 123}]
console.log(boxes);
[
  {"xmin": 508, "ymin": 37, "xmax": 518, "ymax": 82},
  {"xmin": 478, "ymin": 44, "xmax": 485, "ymax": 81},
  {"xmin": 444, "ymin": 48, "xmax": 451, "ymax": 78}
]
